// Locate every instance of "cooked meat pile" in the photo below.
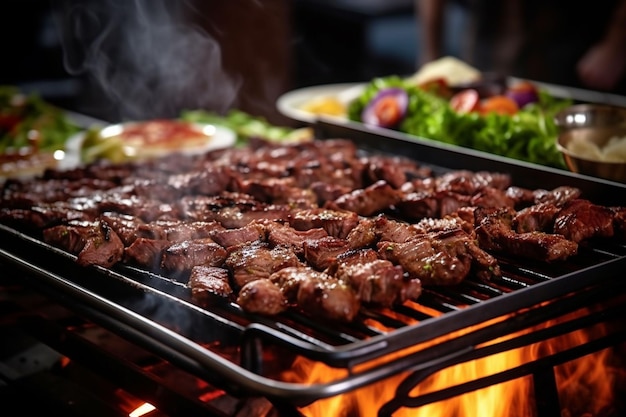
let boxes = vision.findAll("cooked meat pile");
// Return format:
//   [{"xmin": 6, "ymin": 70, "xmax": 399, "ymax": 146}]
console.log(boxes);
[{"xmin": 1, "ymin": 138, "xmax": 625, "ymax": 322}]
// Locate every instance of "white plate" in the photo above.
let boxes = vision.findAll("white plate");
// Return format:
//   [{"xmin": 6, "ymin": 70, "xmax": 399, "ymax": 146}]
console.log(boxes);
[
  {"xmin": 276, "ymin": 83, "xmax": 365, "ymax": 124},
  {"xmin": 62, "ymin": 122, "xmax": 236, "ymax": 168}
]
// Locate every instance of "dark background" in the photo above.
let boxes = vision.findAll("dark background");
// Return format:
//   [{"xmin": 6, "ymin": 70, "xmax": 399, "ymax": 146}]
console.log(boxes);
[{"xmin": 0, "ymin": 0, "xmax": 431, "ymax": 125}]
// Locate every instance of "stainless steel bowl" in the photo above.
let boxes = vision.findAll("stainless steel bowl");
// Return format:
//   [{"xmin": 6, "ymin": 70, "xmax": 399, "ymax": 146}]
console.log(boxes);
[{"xmin": 554, "ymin": 104, "xmax": 626, "ymax": 183}]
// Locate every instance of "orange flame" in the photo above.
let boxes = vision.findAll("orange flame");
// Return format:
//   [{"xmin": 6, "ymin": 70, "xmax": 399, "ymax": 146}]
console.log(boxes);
[{"xmin": 282, "ymin": 305, "xmax": 623, "ymax": 417}]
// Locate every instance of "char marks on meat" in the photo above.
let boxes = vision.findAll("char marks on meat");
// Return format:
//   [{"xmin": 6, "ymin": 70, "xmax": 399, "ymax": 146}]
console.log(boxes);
[
  {"xmin": 553, "ymin": 199, "xmax": 615, "ymax": 243},
  {"xmin": 475, "ymin": 206, "xmax": 579, "ymax": 262},
  {"xmin": 2, "ymin": 138, "xmax": 624, "ymax": 323}
]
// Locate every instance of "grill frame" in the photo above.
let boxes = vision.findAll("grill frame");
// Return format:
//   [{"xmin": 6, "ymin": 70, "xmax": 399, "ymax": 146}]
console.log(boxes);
[{"xmin": 1, "ymin": 121, "xmax": 626, "ymax": 413}]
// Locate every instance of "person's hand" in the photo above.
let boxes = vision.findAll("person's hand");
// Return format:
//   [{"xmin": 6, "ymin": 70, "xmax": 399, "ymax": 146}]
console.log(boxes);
[{"xmin": 577, "ymin": 39, "xmax": 626, "ymax": 92}]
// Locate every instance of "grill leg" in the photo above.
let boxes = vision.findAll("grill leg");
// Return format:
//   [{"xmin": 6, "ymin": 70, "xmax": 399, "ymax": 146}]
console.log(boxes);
[{"xmin": 533, "ymin": 367, "xmax": 561, "ymax": 417}]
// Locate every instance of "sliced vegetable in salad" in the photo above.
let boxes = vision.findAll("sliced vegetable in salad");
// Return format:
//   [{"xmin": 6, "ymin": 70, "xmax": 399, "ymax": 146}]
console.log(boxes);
[
  {"xmin": 347, "ymin": 76, "xmax": 572, "ymax": 169},
  {"xmin": 181, "ymin": 109, "xmax": 312, "ymax": 145},
  {"xmin": 0, "ymin": 85, "xmax": 80, "ymax": 154}
]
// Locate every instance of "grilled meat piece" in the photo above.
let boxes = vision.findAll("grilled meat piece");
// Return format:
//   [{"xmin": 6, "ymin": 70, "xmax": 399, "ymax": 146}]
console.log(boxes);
[
  {"xmin": 534, "ymin": 186, "xmax": 581, "ymax": 206},
  {"xmin": 296, "ymin": 272, "xmax": 362, "ymax": 322},
  {"xmin": 396, "ymin": 190, "xmax": 469, "ymax": 220},
  {"xmin": 436, "ymin": 170, "xmax": 511, "ymax": 194},
  {"xmin": 289, "ymin": 208, "xmax": 360, "ymax": 239},
  {"xmin": 373, "ymin": 215, "xmax": 422, "ymax": 243},
  {"xmin": 414, "ymin": 214, "xmax": 474, "ymax": 236},
  {"xmin": 325, "ymin": 248, "xmax": 381, "ymax": 275},
  {"xmin": 334, "ymin": 258, "xmax": 420, "ymax": 307},
  {"xmin": 553, "ymin": 199, "xmax": 615, "ymax": 243},
  {"xmin": 379, "ymin": 230, "xmax": 471, "ymax": 286},
  {"xmin": 167, "ymin": 165, "xmax": 231, "ymax": 196},
  {"xmin": 309, "ymin": 181, "xmax": 353, "ymax": 206},
  {"xmin": 469, "ymin": 186, "xmax": 516, "ymax": 208},
  {"xmin": 266, "ymin": 221, "xmax": 329, "ymax": 256},
  {"xmin": 100, "ymin": 212, "xmax": 145, "ymax": 246},
  {"xmin": 513, "ymin": 203, "xmax": 562, "ymax": 233},
  {"xmin": 42, "ymin": 219, "xmax": 124, "ymax": 268},
  {"xmin": 161, "ymin": 237, "xmax": 228, "ymax": 273},
  {"xmin": 211, "ymin": 221, "xmax": 267, "ymax": 249},
  {"xmin": 189, "ymin": 266, "xmax": 233, "ymax": 305},
  {"xmin": 302, "ymin": 236, "xmax": 351, "ymax": 270},
  {"xmin": 328, "ymin": 180, "xmax": 402, "ymax": 217},
  {"xmin": 269, "ymin": 266, "xmax": 361, "ymax": 322},
  {"xmin": 225, "ymin": 241, "xmax": 301, "ymax": 289},
  {"xmin": 124, "ymin": 237, "xmax": 171, "ymax": 271},
  {"xmin": 237, "ymin": 279, "xmax": 288, "ymax": 316},
  {"xmin": 212, "ymin": 205, "xmax": 291, "ymax": 229},
  {"xmin": 0, "ymin": 177, "xmax": 118, "ymax": 209},
  {"xmin": 0, "ymin": 204, "xmax": 92, "ymax": 231},
  {"xmin": 361, "ymin": 154, "xmax": 431, "ymax": 188},
  {"xmin": 475, "ymin": 206, "xmax": 578, "ymax": 262},
  {"xmin": 235, "ymin": 177, "xmax": 318, "ymax": 207},
  {"xmin": 345, "ymin": 217, "xmax": 378, "ymax": 249}
]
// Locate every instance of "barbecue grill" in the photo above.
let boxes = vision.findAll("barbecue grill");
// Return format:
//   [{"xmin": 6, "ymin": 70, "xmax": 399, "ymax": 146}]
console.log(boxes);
[{"xmin": 1, "ymin": 117, "xmax": 625, "ymax": 417}]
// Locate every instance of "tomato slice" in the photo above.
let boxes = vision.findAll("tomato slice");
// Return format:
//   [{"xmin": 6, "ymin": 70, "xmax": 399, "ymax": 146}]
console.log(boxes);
[
  {"xmin": 449, "ymin": 89, "xmax": 480, "ymax": 114},
  {"xmin": 418, "ymin": 77, "xmax": 452, "ymax": 98},
  {"xmin": 480, "ymin": 95, "xmax": 520, "ymax": 116},
  {"xmin": 371, "ymin": 95, "xmax": 404, "ymax": 127}
]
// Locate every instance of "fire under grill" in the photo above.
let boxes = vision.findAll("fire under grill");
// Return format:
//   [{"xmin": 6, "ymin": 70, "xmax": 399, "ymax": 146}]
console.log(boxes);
[{"xmin": 1, "ymin": 119, "xmax": 626, "ymax": 416}]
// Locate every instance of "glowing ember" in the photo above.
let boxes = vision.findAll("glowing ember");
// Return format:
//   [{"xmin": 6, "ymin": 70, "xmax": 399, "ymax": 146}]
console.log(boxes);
[{"xmin": 129, "ymin": 402, "xmax": 155, "ymax": 417}]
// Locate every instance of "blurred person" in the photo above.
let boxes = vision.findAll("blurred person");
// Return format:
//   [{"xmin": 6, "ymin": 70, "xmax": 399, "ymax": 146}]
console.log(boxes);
[{"xmin": 416, "ymin": 0, "xmax": 626, "ymax": 94}]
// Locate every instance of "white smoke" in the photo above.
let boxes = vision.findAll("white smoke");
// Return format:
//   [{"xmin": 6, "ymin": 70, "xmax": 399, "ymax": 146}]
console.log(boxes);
[{"xmin": 52, "ymin": 0, "xmax": 241, "ymax": 121}]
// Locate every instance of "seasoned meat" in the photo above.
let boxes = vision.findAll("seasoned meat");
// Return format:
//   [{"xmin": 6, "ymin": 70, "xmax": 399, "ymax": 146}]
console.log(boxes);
[
  {"xmin": 302, "ymin": 236, "xmax": 351, "ymax": 271},
  {"xmin": 534, "ymin": 186, "xmax": 581, "ymax": 206},
  {"xmin": 396, "ymin": 190, "xmax": 469, "ymax": 220},
  {"xmin": 378, "ymin": 232, "xmax": 472, "ymax": 286},
  {"xmin": 42, "ymin": 219, "xmax": 124, "ymax": 268},
  {"xmin": 161, "ymin": 238, "xmax": 228, "ymax": 273},
  {"xmin": 211, "ymin": 221, "xmax": 267, "ymax": 249},
  {"xmin": 213, "ymin": 205, "xmax": 291, "ymax": 229},
  {"xmin": 325, "ymin": 248, "xmax": 381, "ymax": 276},
  {"xmin": 470, "ymin": 186, "xmax": 516, "ymax": 208},
  {"xmin": 169, "ymin": 165, "xmax": 231, "ymax": 196},
  {"xmin": 237, "ymin": 279, "xmax": 288, "ymax": 316},
  {"xmin": 100, "ymin": 211, "xmax": 145, "ymax": 246},
  {"xmin": 345, "ymin": 217, "xmax": 378, "ymax": 249},
  {"xmin": 475, "ymin": 207, "xmax": 578, "ymax": 262},
  {"xmin": 160, "ymin": 220, "xmax": 225, "ymax": 242},
  {"xmin": 225, "ymin": 241, "xmax": 301, "ymax": 289},
  {"xmin": 513, "ymin": 203, "xmax": 561, "ymax": 233},
  {"xmin": 189, "ymin": 266, "xmax": 233, "ymax": 305},
  {"xmin": 372, "ymin": 215, "xmax": 421, "ymax": 243},
  {"xmin": 266, "ymin": 221, "xmax": 329, "ymax": 256},
  {"xmin": 268, "ymin": 266, "xmax": 360, "ymax": 322},
  {"xmin": 436, "ymin": 170, "xmax": 511, "ymax": 194},
  {"xmin": 334, "ymin": 259, "xmax": 420, "ymax": 307},
  {"xmin": 328, "ymin": 180, "xmax": 402, "ymax": 216},
  {"xmin": 361, "ymin": 154, "xmax": 430, "ymax": 188},
  {"xmin": 124, "ymin": 237, "xmax": 171, "ymax": 271},
  {"xmin": 309, "ymin": 181, "xmax": 353, "ymax": 206},
  {"xmin": 289, "ymin": 208, "xmax": 359, "ymax": 239},
  {"xmin": 553, "ymin": 199, "xmax": 615, "ymax": 243}
]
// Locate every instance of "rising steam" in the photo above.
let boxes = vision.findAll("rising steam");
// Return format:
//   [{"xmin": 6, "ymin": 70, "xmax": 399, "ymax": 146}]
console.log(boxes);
[{"xmin": 52, "ymin": 0, "xmax": 241, "ymax": 121}]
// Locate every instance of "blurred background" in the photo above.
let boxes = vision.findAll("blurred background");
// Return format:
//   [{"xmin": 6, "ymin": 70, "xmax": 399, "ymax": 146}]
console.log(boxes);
[
  {"xmin": 1, "ymin": 0, "xmax": 471, "ymax": 125},
  {"xmin": 2, "ymin": 0, "xmax": 622, "ymax": 126}
]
